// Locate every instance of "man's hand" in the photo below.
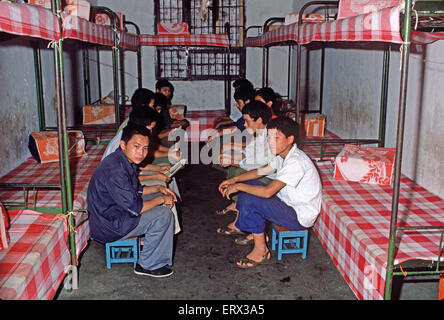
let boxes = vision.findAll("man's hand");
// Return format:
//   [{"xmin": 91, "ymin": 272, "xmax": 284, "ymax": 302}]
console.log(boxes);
[
  {"xmin": 158, "ymin": 185, "xmax": 177, "ymax": 202},
  {"xmin": 218, "ymin": 178, "xmax": 236, "ymax": 194},
  {"xmin": 220, "ymin": 183, "xmax": 240, "ymax": 200},
  {"xmin": 138, "ymin": 173, "xmax": 171, "ymax": 184},
  {"xmin": 161, "ymin": 194, "xmax": 175, "ymax": 208},
  {"xmin": 157, "ymin": 165, "xmax": 171, "ymax": 173},
  {"xmin": 155, "ymin": 173, "xmax": 172, "ymax": 183}
]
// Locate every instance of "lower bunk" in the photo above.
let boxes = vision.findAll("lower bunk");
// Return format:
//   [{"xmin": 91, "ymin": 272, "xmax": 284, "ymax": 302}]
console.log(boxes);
[
  {"xmin": 313, "ymin": 160, "xmax": 444, "ymax": 300},
  {"xmin": 0, "ymin": 144, "xmax": 106, "ymax": 299},
  {"xmin": 184, "ymin": 109, "xmax": 226, "ymax": 142}
]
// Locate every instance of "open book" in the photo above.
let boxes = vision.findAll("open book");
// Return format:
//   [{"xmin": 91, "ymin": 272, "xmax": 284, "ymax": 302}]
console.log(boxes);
[{"xmin": 165, "ymin": 158, "xmax": 187, "ymax": 178}]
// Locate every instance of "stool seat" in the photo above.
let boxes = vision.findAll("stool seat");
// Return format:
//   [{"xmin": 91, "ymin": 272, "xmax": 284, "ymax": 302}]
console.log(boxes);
[
  {"xmin": 271, "ymin": 224, "xmax": 308, "ymax": 260},
  {"xmin": 105, "ymin": 237, "xmax": 140, "ymax": 269}
]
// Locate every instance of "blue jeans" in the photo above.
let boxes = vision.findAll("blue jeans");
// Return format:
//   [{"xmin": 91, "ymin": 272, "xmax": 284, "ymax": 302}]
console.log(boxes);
[
  {"xmin": 120, "ymin": 193, "xmax": 174, "ymax": 270},
  {"xmin": 235, "ymin": 180, "xmax": 305, "ymax": 234}
]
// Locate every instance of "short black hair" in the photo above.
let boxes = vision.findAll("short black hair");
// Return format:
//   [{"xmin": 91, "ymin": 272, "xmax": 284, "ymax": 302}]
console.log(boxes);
[
  {"xmin": 155, "ymin": 79, "xmax": 174, "ymax": 91},
  {"xmin": 255, "ymin": 87, "xmax": 277, "ymax": 105},
  {"xmin": 121, "ymin": 123, "xmax": 152, "ymax": 144},
  {"xmin": 233, "ymin": 78, "xmax": 254, "ymax": 90},
  {"xmin": 153, "ymin": 92, "xmax": 168, "ymax": 110},
  {"xmin": 233, "ymin": 86, "xmax": 256, "ymax": 103},
  {"xmin": 131, "ymin": 88, "xmax": 154, "ymax": 108},
  {"xmin": 128, "ymin": 106, "xmax": 159, "ymax": 127},
  {"xmin": 241, "ymin": 100, "xmax": 272, "ymax": 125},
  {"xmin": 266, "ymin": 116, "xmax": 299, "ymax": 143}
]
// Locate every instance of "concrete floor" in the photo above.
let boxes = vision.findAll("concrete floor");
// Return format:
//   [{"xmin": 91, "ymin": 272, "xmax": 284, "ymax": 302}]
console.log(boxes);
[{"xmin": 56, "ymin": 163, "xmax": 440, "ymax": 301}]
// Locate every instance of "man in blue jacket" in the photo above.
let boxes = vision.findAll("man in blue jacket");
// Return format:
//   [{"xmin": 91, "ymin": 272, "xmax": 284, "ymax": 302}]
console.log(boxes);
[{"xmin": 87, "ymin": 124, "xmax": 177, "ymax": 277}]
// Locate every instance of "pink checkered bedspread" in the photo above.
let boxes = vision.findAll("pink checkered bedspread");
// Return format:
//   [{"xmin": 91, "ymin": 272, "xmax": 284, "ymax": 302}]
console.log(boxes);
[
  {"xmin": 0, "ymin": 144, "xmax": 106, "ymax": 299},
  {"xmin": 185, "ymin": 109, "xmax": 226, "ymax": 142},
  {"xmin": 313, "ymin": 161, "xmax": 444, "ymax": 300}
]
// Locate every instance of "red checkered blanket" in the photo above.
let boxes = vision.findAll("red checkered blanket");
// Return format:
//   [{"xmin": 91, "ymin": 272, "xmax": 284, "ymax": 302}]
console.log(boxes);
[
  {"xmin": 0, "ymin": 2, "xmax": 139, "ymax": 51},
  {"xmin": 0, "ymin": 144, "xmax": 105, "ymax": 210},
  {"xmin": 0, "ymin": 144, "xmax": 105, "ymax": 299},
  {"xmin": 184, "ymin": 109, "xmax": 227, "ymax": 142},
  {"xmin": 0, "ymin": 210, "xmax": 70, "ymax": 300},
  {"xmin": 140, "ymin": 34, "xmax": 230, "ymax": 47},
  {"xmin": 314, "ymin": 161, "xmax": 444, "ymax": 300},
  {"xmin": 0, "ymin": 1, "xmax": 59, "ymax": 41},
  {"xmin": 245, "ymin": 5, "xmax": 444, "ymax": 47}
]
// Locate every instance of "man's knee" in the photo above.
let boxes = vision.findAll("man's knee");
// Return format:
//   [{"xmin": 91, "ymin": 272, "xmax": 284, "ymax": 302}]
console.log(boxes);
[
  {"xmin": 237, "ymin": 192, "xmax": 260, "ymax": 210},
  {"xmin": 156, "ymin": 206, "xmax": 174, "ymax": 226}
]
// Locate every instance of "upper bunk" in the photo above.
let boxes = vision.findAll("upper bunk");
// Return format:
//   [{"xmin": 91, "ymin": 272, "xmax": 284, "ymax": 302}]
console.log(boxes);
[
  {"xmin": 0, "ymin": 1, "xmax": 140, "ymax": 51},
  {"xmin": 140, "ymin": 33, "xmax": 230, "ymax": 47},
  {"xmin": 0, "ymin": 2, "xmax": 142, "ymax": 135},
  {"xmin": 244, "ymin": 0, "xmax": 444, "ymax": 48}
]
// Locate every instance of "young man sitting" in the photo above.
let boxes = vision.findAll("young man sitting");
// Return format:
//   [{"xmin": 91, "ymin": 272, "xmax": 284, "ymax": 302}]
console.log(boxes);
[
  {"xmin": 215, "ymin": 100, "xmax": 275, "ymax": 219},
  {"xmin": 101, "ymin": 106, "xmax": 173, "ymax": 184},
  {"xmin": 152, "ymin": 92, "xmax": 188, "ymax": 147},
  {"xmin": 155, "ymin": 79, "xmax": 174, "ymax": 105},
  {"xmin": 255, "ymin": 87, "xmax": 279, "ymax": 118},
  {"xmin": 88, "ymin": 124, "xmax": 177, "ymax": 277},
  {"xmin": 117, "ymin": 88, "xmax": 155, "ymax": 132},
  {"xmin": 155, "ymin": 80, "xmax": 189, "ymax": 132},
  {"xmin": 218, "ymin": 117, "xmax": 322, "ymax": 268},
  {"xmin": 213, "ymin": 78, "xmax": 255, "ymax": 128},
  {"xmin": 213, "ymin": 86, "xmax": 256, "ymax": 132}
]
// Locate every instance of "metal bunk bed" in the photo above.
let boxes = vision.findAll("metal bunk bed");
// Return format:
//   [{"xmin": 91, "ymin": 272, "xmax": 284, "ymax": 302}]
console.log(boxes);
[
  {"xmin": 244, "ymin": 1, "xmax": 384, "ymax": 161},
  {"xmin": 384, "ymin": 0, "xmax": 444, "ymax": 300},
  {"xmin": 243, "ymin": 0, "xmax": 444, "ymax": 299},
  {"xmin": 0, "ymin": 0, "xmax": 81, "ymax": 297},
  {"xmin": 139, "ymin": 23, "xmax": 232, "ymax": 143},
  {"xmin": 0, "ymin": 0, "xmax": 141, "ymax": 298},
  {"xmin": 43, "ymin": 6, "xmax": 142, "ymax": 144}
]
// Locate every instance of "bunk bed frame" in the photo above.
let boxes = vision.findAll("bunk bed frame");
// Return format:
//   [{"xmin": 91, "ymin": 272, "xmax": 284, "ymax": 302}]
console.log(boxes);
[
  {"xmin": 243, "ymin": 0, "xmax": 444, "ymax": 299},
  {"xmin": 385, "ymin": 0, "xmax": 444, "ymax": 299},
  {"xmin": 139, "ymin": 22, "xmax": 232, "ymax": 143},
  {"xmin": 245, "ymin": 1, "xmax": 384, "ymax": 162},
  {"xmin": 40, "ymin": 6, "xmax": 143, "ymax": 144},
  {"xmin": 0, "ymin": 0, "xmax": 141, "ymax": 298}
]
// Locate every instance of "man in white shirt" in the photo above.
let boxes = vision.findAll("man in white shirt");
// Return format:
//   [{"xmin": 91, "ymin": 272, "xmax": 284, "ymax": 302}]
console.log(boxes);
[
  {"xmin": 218, "ymin": 117, "xmax": 322, "ymax": 268},
  {"xmin": 215, "ymin": 101, "xmax": 274, "ymax": 216}
]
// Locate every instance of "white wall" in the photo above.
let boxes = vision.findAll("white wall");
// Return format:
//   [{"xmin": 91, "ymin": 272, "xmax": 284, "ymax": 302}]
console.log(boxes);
[
  {"xmin": 94, "ymin": 0, "xmax": 229, "ymax": 111},
  {"xmin": 0, "ymin": 40, "xmax": 40, "ymax": 177},
  {"xmin": 0, "ymin": 38, "xmax": 85, "ymax": 177},
  {"xmin": 93, "ymin": 0, "xmax": 294, "ymax": 113},
  {"xmin": 245, "ymin": 0, "xmax": 294, "ymax": 97}
]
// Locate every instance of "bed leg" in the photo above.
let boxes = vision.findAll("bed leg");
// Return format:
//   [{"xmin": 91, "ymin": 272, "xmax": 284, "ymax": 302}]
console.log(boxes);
[
  {"xmin": 71, "ymin": 265, "xmax": 79, "ymax": 290},
  {"xmin": 63, "ymin": 265, "xmax": 79, "ymax": 292}
]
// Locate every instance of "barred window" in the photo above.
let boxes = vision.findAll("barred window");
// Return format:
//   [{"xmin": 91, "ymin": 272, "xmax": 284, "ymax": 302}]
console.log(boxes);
[{"xmin": 154, "ymin": 0, "xmax": 246, "ymax": 81}]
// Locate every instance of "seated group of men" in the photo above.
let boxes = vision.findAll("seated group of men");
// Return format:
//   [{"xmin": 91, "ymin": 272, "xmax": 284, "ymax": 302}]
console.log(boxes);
[
  {"xmin": 87, "ymin": 78, "xmax": 322, "ymax": 276},
  {"xmin": 209, "ymin": 79, "xmax": 322, "ymax": 268}
]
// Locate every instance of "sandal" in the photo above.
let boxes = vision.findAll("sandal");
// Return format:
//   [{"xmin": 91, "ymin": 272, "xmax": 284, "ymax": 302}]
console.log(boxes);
[
  {"xmin": 234, "ymin": 234, "xmax": 270, "ymax": 246},
  {"xmin": 217, "ymin": 225, "xmax": 246, "ymax": 236},
  {"xmin": 215, "ymin": 208, "xmax": 238, "ymax": 216},
  {"xmin": 236, "ymin": 251, "xmax": 271, "ymax": 269}
]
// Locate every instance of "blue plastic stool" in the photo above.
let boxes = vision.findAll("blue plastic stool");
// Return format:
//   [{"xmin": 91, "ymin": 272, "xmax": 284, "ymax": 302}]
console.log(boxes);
[
  {"xmin": 105, "ymin": 237, "xmax": 140, "ymax": 269},
  {"xmin": 271, "ymin": 224, "xmax": 308, "ymax": 260}
]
